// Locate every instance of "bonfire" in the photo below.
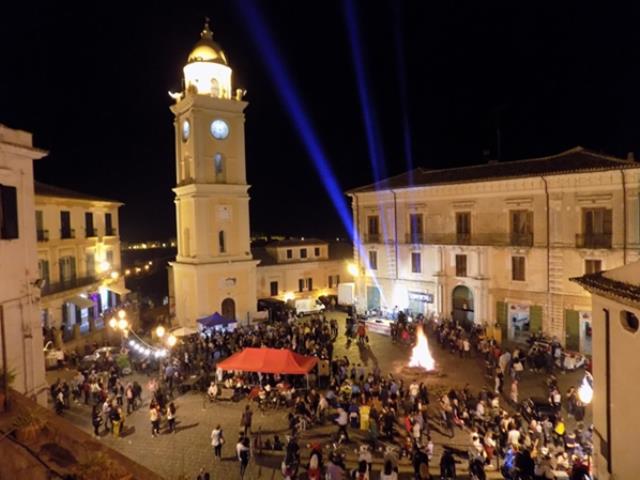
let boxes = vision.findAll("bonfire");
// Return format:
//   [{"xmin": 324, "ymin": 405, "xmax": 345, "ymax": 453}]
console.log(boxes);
[{"xmin": 408, "ymin": 325, "xmax": 436, "ymax": 371}]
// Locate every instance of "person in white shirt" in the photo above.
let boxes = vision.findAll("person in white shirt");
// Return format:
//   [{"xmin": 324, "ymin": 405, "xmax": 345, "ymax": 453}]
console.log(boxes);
[
  {"xmin": 210, "ymin": 425, "xmax": 223, "ymax": 460},
  {"xmin": 507, "ymin": 425, "xmax": 521, "ymax": 447}
]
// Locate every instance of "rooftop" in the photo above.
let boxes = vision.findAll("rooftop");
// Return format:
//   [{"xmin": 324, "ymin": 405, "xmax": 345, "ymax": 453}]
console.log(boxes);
[
  {"xmin": 34, "ymin": 181, "xmax": 122, "ymax": 204},
  {"xmin": 571, "ymin": 261, "xmax": 640, "ymax": 308},
  {"xmin": 348, "ymin": 147, "xmax": 638, "ymax": 194},
  {"xmin": 252, "ymin": 240, "xmax": 352, "ymax": 267},
  {"xmin": 266, "ymin": 238, "xmax": 326, "ymax": 247}
]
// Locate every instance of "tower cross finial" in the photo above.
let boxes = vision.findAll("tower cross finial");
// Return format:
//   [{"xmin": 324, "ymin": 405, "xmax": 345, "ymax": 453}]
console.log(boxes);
[{"xmin": 201, "ymin": 17, "xmax": 213, "ymax": 39}]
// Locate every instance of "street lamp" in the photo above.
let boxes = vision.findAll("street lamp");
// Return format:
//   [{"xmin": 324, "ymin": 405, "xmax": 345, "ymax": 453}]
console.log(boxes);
[
  {"xmin": 167, "ymin": 334, "xmax": 177, "ymax": 348},
  {"xmin": 155, "ymin": 325, "xmax": 165, "ymax": 338},
  {"xmin": 347, "ymin": 262, "xmax": 360, "ymax": 277},
  {"xmin": 578, "ymin": 372, "xmax": 593, "ymax": 404},
  {"xmin": 108, "ymin": 317, "xmax": 117, "ymax": 329}
]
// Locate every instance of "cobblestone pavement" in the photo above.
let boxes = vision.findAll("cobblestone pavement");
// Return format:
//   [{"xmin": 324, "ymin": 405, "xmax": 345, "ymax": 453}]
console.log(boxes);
[{"xmin": 49, "ymin": 312, "xmax": 590, "ymax": 479}]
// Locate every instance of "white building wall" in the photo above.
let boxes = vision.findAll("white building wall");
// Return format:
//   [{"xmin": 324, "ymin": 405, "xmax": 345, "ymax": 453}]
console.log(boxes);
[{"xmin": 0, "ymin": 125, "xmax": 47, "ymax": 404}]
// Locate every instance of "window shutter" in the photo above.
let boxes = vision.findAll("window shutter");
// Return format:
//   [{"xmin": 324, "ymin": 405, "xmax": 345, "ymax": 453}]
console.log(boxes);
[
  {"xmin": 0, "ymin": 185, "xmax": 19, "ymax": 239},
  {"xmin": 603, "ymin": 209, "xmax": 612, "ymax": 234}
]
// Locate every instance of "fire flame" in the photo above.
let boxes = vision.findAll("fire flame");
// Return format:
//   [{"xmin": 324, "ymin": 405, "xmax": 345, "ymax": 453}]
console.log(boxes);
[{"xmin": 408, "ymin": 325, "xmax": 436, "ymax": 371}]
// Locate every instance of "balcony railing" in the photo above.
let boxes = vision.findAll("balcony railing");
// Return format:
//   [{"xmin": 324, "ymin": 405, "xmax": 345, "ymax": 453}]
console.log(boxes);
[
  {"xmin": 510, "ymin": 232, "xmax": 533, "ymax": 247},
  {"xmin": 105, "ymin": 228, "xmax": 117, "ymax": 237},
  {"xmin": 405, "ymin": 232, "xmax": 425, "ymax": 244},
  {"xmin": 60, "ymin": 228, "xmax": 75, "ymax": 240},
  {"xmin": 37, "ymin": 229, "xmax": 49, "ymax": 242},
  {"xmin": 576, "ymin": 233, "xmax": 612, "ymax": 249},
  {"xmin": 85, "ymin": 228, "xmax": 98, "ymax": 238},
  {"xmin": 363, "ymin": 233, "xmax": 381, "ymax": 243},
  {"xmin": 41, "ymin": 275, "xmax": 99, "ymax": 296}
]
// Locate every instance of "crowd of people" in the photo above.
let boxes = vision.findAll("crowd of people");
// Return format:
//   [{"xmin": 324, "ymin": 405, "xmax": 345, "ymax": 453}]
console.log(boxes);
[{"xmin": 48, "ymin": 306, "xmax": 593, "ymax": 480}]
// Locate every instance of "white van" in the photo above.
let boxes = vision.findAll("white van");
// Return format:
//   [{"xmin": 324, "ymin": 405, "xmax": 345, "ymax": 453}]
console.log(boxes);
[{"xmin": 294, "ymin": 298, "xmax": 325, "ymax": 315}]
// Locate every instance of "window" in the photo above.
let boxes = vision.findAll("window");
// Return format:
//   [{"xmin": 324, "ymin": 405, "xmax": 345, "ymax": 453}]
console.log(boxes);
[
  {"xmin": 336, "ymin": 274, "xmax": 340, "ymax": 285},
  {"xmin": 286, "ymin": 249, "xmax": 293, "ymax": 259},
  {"xmin": 314, "ymin": 247, "xmax": 320, "ymax": 257},
  {"xmin": 85, "ymin": 212, "xmax": 95, "ymax": 237},
  {"xmin": 298, "ymin": 279, "xmax": 305, "ymax": 292},
  {"xmin": 105, "ymin": 213, "xmax": 114, "ymax": 236},
  {"xmin": 455, "ymin": 254, "xmax": 467, "ymax": 277},
  {"xmin": 270, "ymin": 281, "xmax": 278, "ymax": 296},
  {"xmin": 86, "ymin": 254, "xmax": 95, "ymax": 276},
  {"xmin": 328, "ymin": 275, "xmax": 333, "ymax": 288},
  {"xmin": 511, "ymin": 256, "xmax": 526, "ymax": 281},
  {"xmin": 38, "ymin": 259, "xmax": 50, "ymax": 285},
  {"xmin": 306, "ymin": 277, "xmax": 313, "ymax": 291},
  {"xmin": 214, "ymin": 153, "xmax": 224, "ymax": 175},
  {"xmin": 300, "ymin": 248, "xmax": 307, "ymax": 259},
  {"xmin": 510, "ymin": 210, "xmax": 533, "ymax": 245},
  {"xmin": 367, "ymin": 215, "xmax": 380, "ymax": 235},
  {"xmin": 219, "ymin": 230, "xmax": 226, "ymax": 253},
  {"xmin": 583, "ymin": 208, "xmax": 612, "ymax": 234},
  {"xmin": 411, "ymin": 252, "xmax": 421, "ymax": 273},
  {"xmin": 60, "ymin": 210, "xmax": 72, "ymax": 239},
  {"xmin": 369, "ymin": 250, "xmax": 378, "ymax": 270},
  {"xmin": 456, "ymin": 212, "xmax": 471, "ymax": 244},
  {"xmin": 328, "ymin": 274, "xmax": 340, "ymax": 289},
  {"xmin": 35, "ymin": 210, "xmax": 45, "ymax": 240},
  {"xmin": 409, "ymin": 213, "xmax": 423, "ymax": 242},
  {"xmin": 621, "ymin": 310, "xmax": 639, "ymax": 333},
  {"xmin": 59, "ymin": 256, "xmax": 76, "ymax": 283},
  {"xmin": 106, "ymin": 250, "xmax": 114, "ymax": 265},
  {"xmin": 0, "ymin": 184, "xmax": 18, "ymax": 239},
  {"xmin": 585, "ymin": 259, "xmax": 602, "ymax": 275}
]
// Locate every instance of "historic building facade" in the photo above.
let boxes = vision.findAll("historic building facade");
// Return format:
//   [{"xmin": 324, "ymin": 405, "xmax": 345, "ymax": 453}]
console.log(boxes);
[
  {"xmin": 0, "ymin": 125, "xmax": 47, "ymax": 403},
  {"xmin": 35, "ymin": 183, "xmax": 127, "ymax": 346},
  {"xmin": 572, "ymin": 261, "xmax": 640, "ymax": 480},
  {"xmin": 348, "ymin": 148, "xmax": 640, "ymax": 351},
  {"xmin": 253, "ymin": 239, "xmax": 351, "ymax": 302},
  {"xmin": 169, "ymin": 22, "xmax": 258, "ymax": 327}
]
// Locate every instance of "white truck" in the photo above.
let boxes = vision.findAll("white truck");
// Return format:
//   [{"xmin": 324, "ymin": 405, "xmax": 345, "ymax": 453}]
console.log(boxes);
[
  {"xmin": 294, "ymin": 298, "xmax": 325, "ymax": 315},
  {"xmin": 338, "ymin": 283, "xmax": 355, "ymax": 308}
]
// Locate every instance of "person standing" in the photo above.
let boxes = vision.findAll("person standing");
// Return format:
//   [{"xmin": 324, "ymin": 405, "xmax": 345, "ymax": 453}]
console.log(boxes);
[
  {"xmin": 335, "ymin": 405, "xmax": 349, "ymax": 442},
  {"xmin": 240, "ymin": 405, "xmax": 253, "ymax": 436},
  {"xmin": 236, "ymin": 436, "xmax": 250, "ymax": 479},
  {"xmin": 166, "ymin": 402, "xmax": 176, "ymax": 433},
  {"xmin": 150, "ymin": 402, "xmax": 160, "ymax": 437},
  {"xmin": 91, "ymin": 404, "xmax": 102, "ymax": 438},
  {"xmin": 510, "ymin": 379, "xmax": 519, "ymax": 405},
  {"xmin": 211, "ymin": 424, "xmax": 224, "ymax": 460}
]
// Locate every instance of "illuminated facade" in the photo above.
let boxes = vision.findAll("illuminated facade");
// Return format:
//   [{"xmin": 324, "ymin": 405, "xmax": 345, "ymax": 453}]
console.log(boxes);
[
  {"xmin": 35, "ymin": 184, "xmax": 127, "ymax": 345},
  {"xmin": 170, "ymin": 21, "xmax": 258, "ymax": 327},
  {"xmin": 348, "ymin": 148, "xmax": 640, "ymax": 350},
  {"xmin": 572, "ymin": 261, "xmax": 640, "ymax": 480},
  {"xmin": 253, "ymin": 239, "xmax": 352, "ymax": 302},
  {"xmin": 0, "ymin": 125, "xmax": 47, "ymax": 403}
]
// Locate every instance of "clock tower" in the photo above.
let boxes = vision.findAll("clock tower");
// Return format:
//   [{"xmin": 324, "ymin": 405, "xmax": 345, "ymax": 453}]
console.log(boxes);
[{"xmin": 169, "ymin": 20, "xmax": 257, "ymax": 327}]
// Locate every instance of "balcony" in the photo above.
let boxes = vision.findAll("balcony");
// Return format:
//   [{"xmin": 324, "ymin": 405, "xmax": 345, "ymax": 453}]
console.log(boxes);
[
  {"xmin": 105, "ymin": 228, "xmax": 117, "ymax": 237},
  {"xmin": 405, "ymin": 232, "xmax": 425, "ymax": 244},
  {"xmin": 363, "ymin": 233, "xmax": 381, "ymax": 243},
  {"xmin": 85, "ymin": 227, "xmax": 98, "ymax": 238},
  {"xmin": 510, "ymin": 232, "xmax": 533, "ymax": 247},
  {"xmin": 60, "ymin": 228, "xmax": 75, "ymax": 240},
  {"xmin": 37, "ymin": 229, "xmax": 49, "ymax": 242},
  {"xmin": 576, "ymin": 233, "xmax": 612, "ymax": 249},
  {"xmin": 41, "ymin": 275, "xmax": 99, "ymax": 296}
]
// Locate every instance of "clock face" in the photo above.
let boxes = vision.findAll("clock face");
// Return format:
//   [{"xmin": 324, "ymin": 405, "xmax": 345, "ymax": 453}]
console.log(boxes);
[
  {"xmin": 210, "ymin": 119, "xmax": 229, "ymax": 140},
  {"xmin": 181, "ymin": 120, "xmax": 190, "ymax": 142}
]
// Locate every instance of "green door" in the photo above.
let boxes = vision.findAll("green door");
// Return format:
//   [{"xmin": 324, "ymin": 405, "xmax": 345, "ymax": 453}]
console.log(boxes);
[
  {"xmin": 565, "ymin": 310, "xmax": 580, "ymax": 351},
  {"xmin": 530, "ymin": 305, "xmax": 543, "ymax": 334},
  {"xmin": 367, "ymin": 286, "xmax": 381, "ymax": 310},
  {"xmin": 496, "ymin": 301, "xmax": 508, "ymax": 341}
]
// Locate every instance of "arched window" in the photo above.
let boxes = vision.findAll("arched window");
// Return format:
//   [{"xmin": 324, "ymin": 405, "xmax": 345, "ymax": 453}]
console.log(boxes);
[
  {"xmin": 210, "ymin": 78, "xmax": 220, "ymax": 97},
  {"xmin": 218, "ymin": 230, "xmax": 226, "ymax": 253},
  {"xmin": 621, "ymin": 310, "xmax": 639, "ymax": 333},
  {"xmin": 214, "ymin": 153, "xmax": 225, "ymax": 182}
]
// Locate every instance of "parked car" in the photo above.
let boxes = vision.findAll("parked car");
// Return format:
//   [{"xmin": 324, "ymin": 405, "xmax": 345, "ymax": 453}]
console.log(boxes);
[
  {"xmin": 43, "ymin": 341, "xmax": 65, "ymax": 369},
  {"xmin": 79, "ymin": 346, "xmax": 119, "ymax": 372}
]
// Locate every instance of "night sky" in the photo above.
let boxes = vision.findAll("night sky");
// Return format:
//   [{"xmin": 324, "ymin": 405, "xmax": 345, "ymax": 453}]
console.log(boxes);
[{"xmin": 2, "ymin": 2, "xmax": 640, "ymax": 241}]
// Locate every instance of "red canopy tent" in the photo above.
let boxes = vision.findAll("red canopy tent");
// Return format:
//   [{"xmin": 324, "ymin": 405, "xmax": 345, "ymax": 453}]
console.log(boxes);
[{"xmin": 217, "ymin": 347, "xmax": 318, "ymax": 375}]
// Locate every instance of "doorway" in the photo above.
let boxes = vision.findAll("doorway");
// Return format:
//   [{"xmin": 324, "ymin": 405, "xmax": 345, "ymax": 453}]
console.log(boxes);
[
  {"xmin": 366, "ymin": 286, "xmax": 381, "ymax": 311},
  {"xmin": 452, "ymin": 285, "xmax": 474, "ymax": 329},
  {"xmin": 579, "ymin": 311, "xmax": 592, "ymax": 355},
  {"xmin": 508, "ymin": 303, "xmax": 531, "ymax": 342},
  {"xmin": 221, "ymin": 298, "xmax": 236, "ymax": 321}
]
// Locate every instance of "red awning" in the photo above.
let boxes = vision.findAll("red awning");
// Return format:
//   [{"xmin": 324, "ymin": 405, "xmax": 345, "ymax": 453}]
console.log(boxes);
[{"xmin": 217, "ymin": 348, "xmax": 318, "ymax": 375}]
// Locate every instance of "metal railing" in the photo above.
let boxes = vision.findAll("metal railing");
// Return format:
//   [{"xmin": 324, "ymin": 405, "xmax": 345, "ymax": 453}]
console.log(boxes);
[
  {"xmin": 105, "ymin": 228, "xmax": 117, "ymax": 237},
  {"xmin": 60, "ymin": 228, "xmax": 75, "ymax": 240},
  {"xmin": 41, "ymin": 275, "xmax": 99, "ymax": 296},
  {"xmin": 36, "ymin": 229, "xmax": 49, "ymax": 242},
  {"xmin": 576, "ymin": 233, "xmax": 612, "ymax": 249},
  {"xmin": 510, "ymin": 232, "xmax": 533, "ymax": 247},
  {"xmin": 363, "ymin": 233, "xmax": 381, "ymax": 243},
  {"xmin": 405, "ymin": 232, "xmax": 425, "ymax": 244},
  {"xmin": 85, "ymin": 227, "xmax": 97, "ymax": 238}
]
